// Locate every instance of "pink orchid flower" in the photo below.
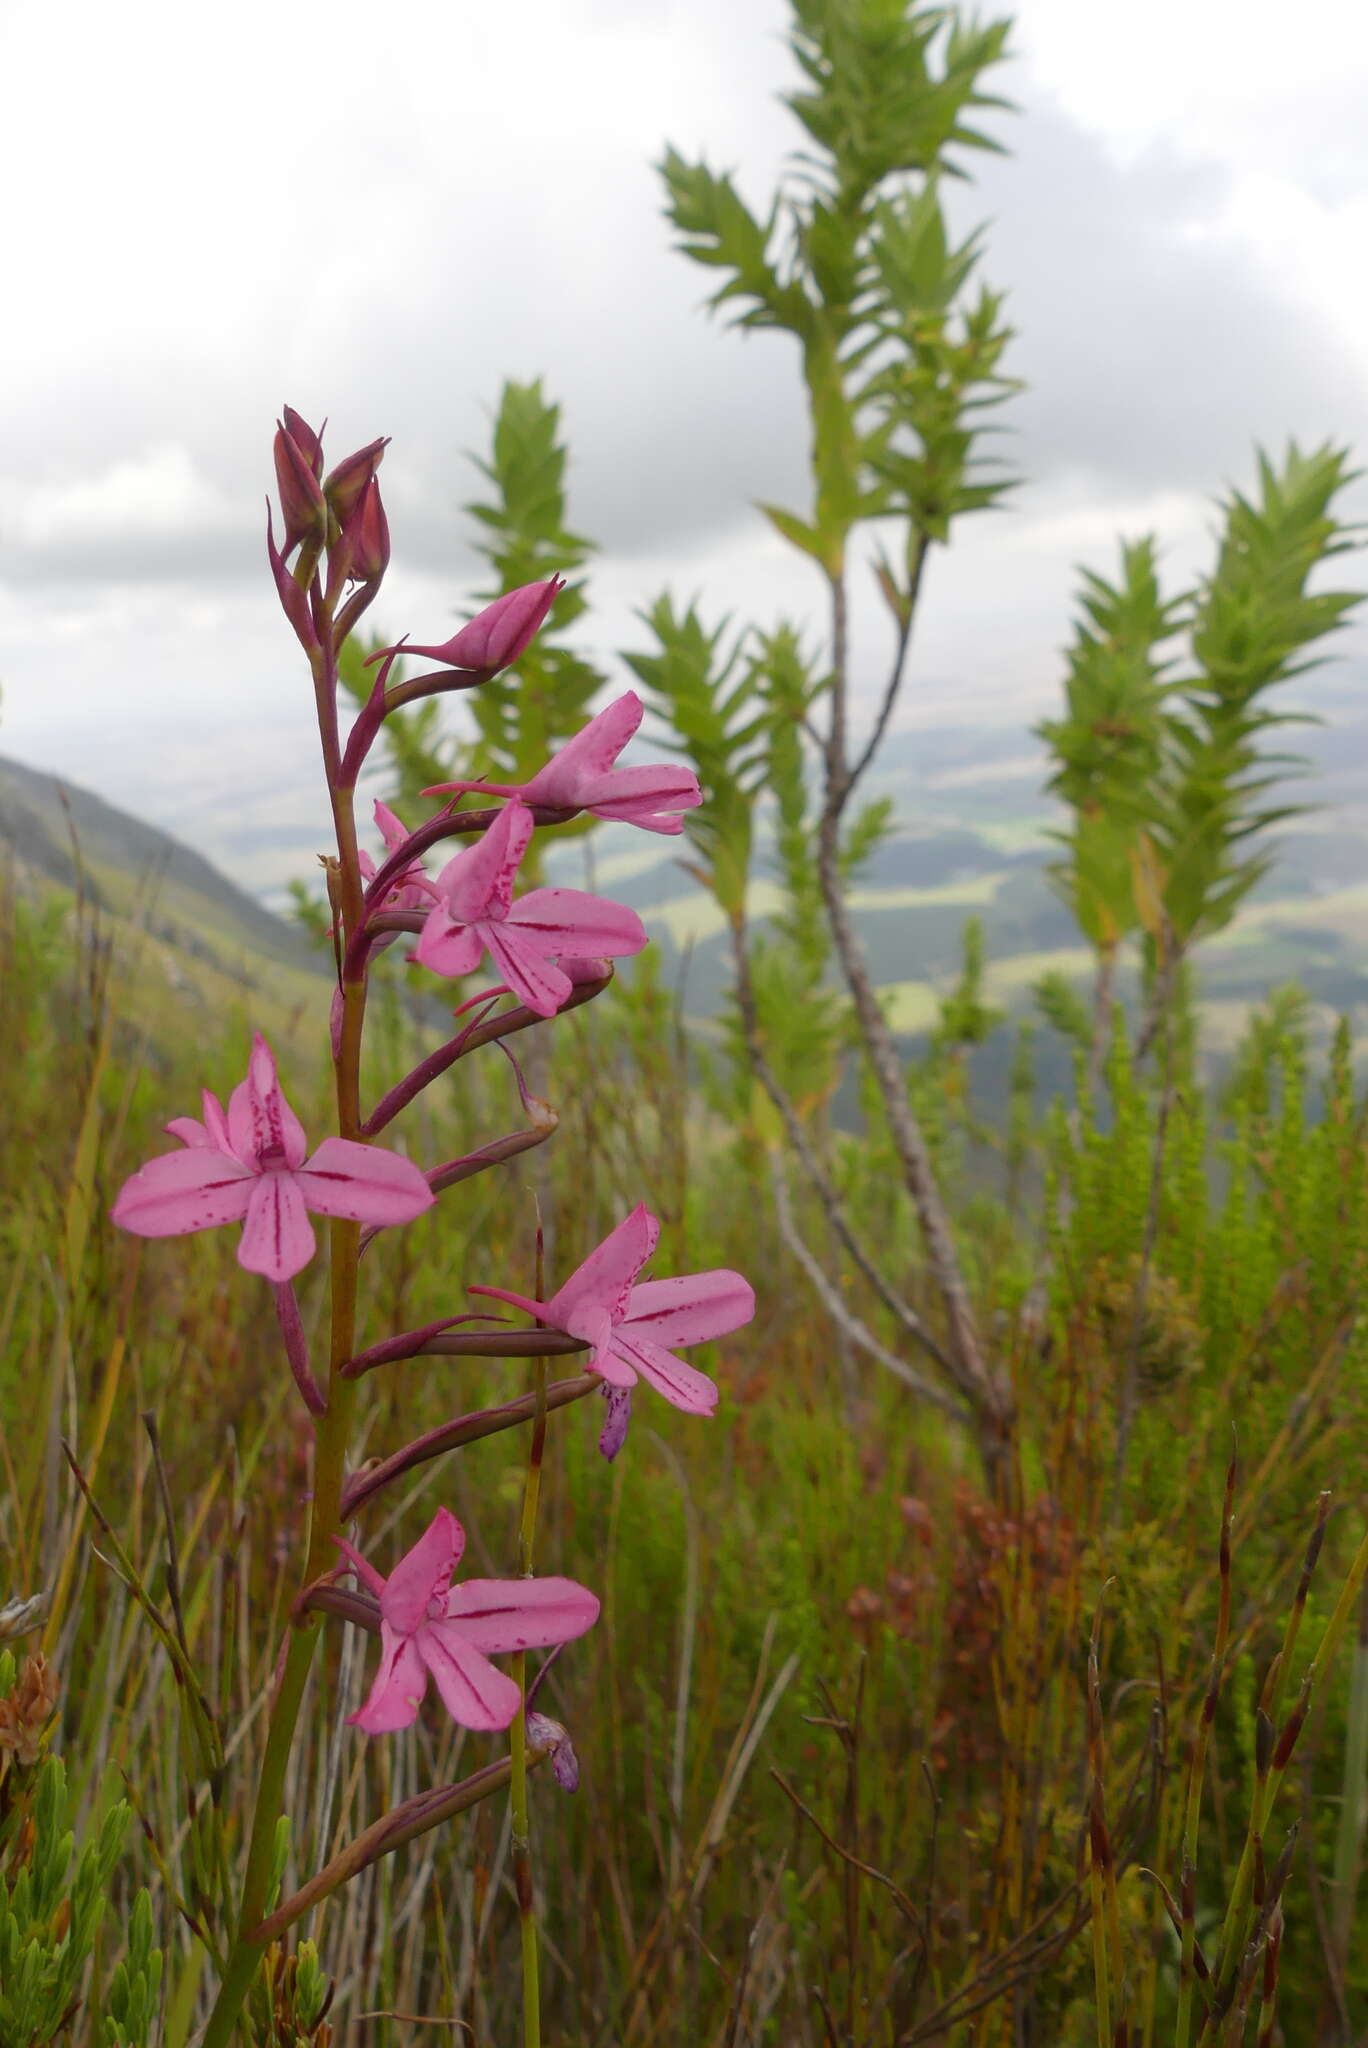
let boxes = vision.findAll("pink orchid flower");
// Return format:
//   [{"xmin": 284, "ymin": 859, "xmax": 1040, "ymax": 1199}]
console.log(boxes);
[
  {"xmin": 336, "ymin": 1507, "xmax": 599, "ymax": 1734},
  {"xmin": 422, "ymin": 691, "xmax": 702, "ymax": 837},
  {"xmin": 358, "ymin": 799, "xmax": 435, "ymax": 915},
  {"xmin": 413, "ymin": 799, "xmax": 646, "ymax": 1017},
  {"xmin": 375, "ymin": 578, "xmax": 564, "ymax": 677},
  {"xmin": 112, "ymin": 1035, "xmax": 433, "ymax": 1282},
  {"xmin": 471, "ymin": 1203, "xmax": 754, "ymax": 1422}
]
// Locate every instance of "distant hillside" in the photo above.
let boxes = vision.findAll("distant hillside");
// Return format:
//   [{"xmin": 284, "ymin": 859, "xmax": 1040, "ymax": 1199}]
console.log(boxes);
[
  {"xmin": 9, "ymin": 654, "xmax": 1368, "ymax": 1075},
  {"xmin": 0, "ymin": 752, "xmax": 326, "ymax": 980}
]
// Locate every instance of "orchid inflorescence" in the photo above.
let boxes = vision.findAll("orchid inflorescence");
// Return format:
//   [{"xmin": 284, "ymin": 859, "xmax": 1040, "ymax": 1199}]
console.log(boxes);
[{"xmin": 109, "ymin": 411, "xmax": 752, "ymax": 2041}]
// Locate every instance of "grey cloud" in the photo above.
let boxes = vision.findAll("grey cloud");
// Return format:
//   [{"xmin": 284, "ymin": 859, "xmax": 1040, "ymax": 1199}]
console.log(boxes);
[
  {"xmin": 955, "ymin": 93, "xmax": 1368, "ymax": 495},
  {"xmin": 4, "ymin": 40, "xmax": 1366, "ymax": 603}
]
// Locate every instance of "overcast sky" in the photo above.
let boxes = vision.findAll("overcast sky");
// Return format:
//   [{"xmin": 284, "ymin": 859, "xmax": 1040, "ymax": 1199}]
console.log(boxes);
[{"xmin": 3, "ymin": 0, "xmax": 1367, "ymax": 893}]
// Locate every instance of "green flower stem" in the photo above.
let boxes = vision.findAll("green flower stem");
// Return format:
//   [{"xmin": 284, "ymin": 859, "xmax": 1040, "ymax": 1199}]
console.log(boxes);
[
  {"xmin": 201, "ymin": 774, "xmax": 367, "ymax": 2048},
  {"xmin": 510, "ymin": 1357, "xmax": 550, "ymax": 2048}
]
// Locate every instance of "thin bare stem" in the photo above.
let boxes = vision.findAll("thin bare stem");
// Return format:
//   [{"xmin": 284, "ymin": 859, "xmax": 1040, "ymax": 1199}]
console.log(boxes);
[
  {"xmin": 810, "ymin": 560, "xmax": 1004, "ymax": 1451},
  {"xmin": 729, "ymin": 921, "xmax": 950, "ymax": 1375},
  {"xmin": 768, "ymin": 1151, "xmax": 968, "ymax": 1421},
  {"xmin": 841, "ymin": 534, "xmax": 929, "ymax": 805}
]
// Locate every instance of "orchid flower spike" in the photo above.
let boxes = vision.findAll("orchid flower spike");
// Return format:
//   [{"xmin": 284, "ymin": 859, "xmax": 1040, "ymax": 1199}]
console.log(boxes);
[
  {"xmin": 413, "ymin": 800, "xmax": 646, "ymax": 1017},
  {"xmin": 373, "ymin": 578, "xmax": 564, "ymax": 676},
  {"xmin": 472, "ymin": 1204, "xmax": 754, "ymax": 1432},
  {"xmin": 336, "ymin": 1507, "xmax": 600, "ymax": 1734},
  {"xmin": 112, "ymin": 1034, "xmax": 433, "ymax": 1282},
  {"xmin": 423, "ymin": 691, "xmax": 703, "ymax": 836}
]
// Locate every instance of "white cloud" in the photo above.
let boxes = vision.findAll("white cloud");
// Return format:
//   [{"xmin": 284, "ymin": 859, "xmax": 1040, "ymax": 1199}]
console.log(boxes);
[
  {"xmin": 1, "ymin": 0, "xmax": 1366, "ymax": 893},
  {"xmin": 3, "ymin": 445, "xmax": 235, "ymax": 556}
]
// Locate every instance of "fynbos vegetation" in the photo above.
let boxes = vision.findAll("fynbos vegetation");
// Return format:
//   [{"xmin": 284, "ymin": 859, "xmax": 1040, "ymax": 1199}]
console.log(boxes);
[{"xmin": 3, "ymin": 2, "xmax": 1367, "ymax": 2044}]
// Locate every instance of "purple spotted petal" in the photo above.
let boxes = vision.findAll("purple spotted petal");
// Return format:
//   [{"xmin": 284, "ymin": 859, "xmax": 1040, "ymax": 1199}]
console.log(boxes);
[
  {"xmin": 433, "ymin": 802, "xmax": 533, "ymax": 925},
  {"xmin": 226, "ymin": 1035, "xmax": 308, "ymax": 1171},
  {"xmin": 481, "ymin": 921, "xmax": 572, "ymax": 1017},
  {"xmin": 609, "ymin": 1330, "xmax": 719, "ymax": 1416},
  {"xmin": 442, "ymin": 1575, "xmax": 601, "ymax": 1655},
  {"xmin": 417, "ymin": 1625, "xmax": 523, "ymax": 1731},
  {"xmin": 349, "ymin": 1623, "xmax": 428, "ymax": 1734},
  {"xmin": 412, "ymin": 907, "xmax": 486, "ymax": 979},
  {"xmin": 545, "ymin": 1205, "xmax": 659, "ymax": 1330},
  {"xmin": 623, "ymin": 1270, "xmax": 755, "ymax": 1348},
  {"xmin": 598, "ymin": 1386, "xmax": 633, "ymax": 1461},
  {"xmin": 111, "ymin": 1147, "xmax": 255, "ymax": 1238},
  {"xmin": 297, "ymin": 1138, "xmax": 435, "ymax": 1225},
  {"xmin": 382, "ymin": 1507, "xmax": 464, "ymax": 1635},
  {"xmin": 237, "ymin": 1172, "xmax": 316, "ymax": 1281},
  {"xmin": 504, "ymin": 887, "xmax": 647, "ymax": 963}
]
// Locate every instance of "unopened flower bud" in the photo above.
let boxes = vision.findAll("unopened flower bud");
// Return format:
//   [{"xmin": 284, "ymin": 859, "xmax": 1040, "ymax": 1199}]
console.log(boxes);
[
  {"xmin": 385, "ymin": 578, "xmax": 564, "ymax": 676},
  {"xmin": 281, "ymin": 405, "xmax": 324, "ymax": 478},
  {"xmin": 527, "ymin": 1710, "xmax": 580, "ymax": 1792},
  {"xmin": 324, "ymin": 437, "xmax": 389, "ymax": 526},
  {"xmin": 338, "ymin": 475, "xmax": 390, "ymax": 584},
  {"xmin": 274, "ymin": 421, "xmax": 328, "ymax": 552}
]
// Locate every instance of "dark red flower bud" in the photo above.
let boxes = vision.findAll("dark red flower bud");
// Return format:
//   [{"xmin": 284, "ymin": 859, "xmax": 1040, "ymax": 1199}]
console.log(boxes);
[
  {"xmin": 375, "ymin": 578, "xmax": 564, "ymax": 676},
  {"xmin": 281, "ymin": 405, "xmax": 324, "ymax": 478},
  {"xmin": 323, "ymin": 437, "xmax": 389, "ymax": 526},
  {"xmin": 274, "ymin": 422, "xmax": 327, "ymax": 552},
  {"xmin": 340, "ymin": 475, "xmax": 390, "ymax": 584}
]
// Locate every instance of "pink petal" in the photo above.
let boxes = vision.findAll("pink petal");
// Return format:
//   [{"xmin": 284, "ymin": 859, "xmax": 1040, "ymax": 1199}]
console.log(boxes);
[
  {"xmin": 519, "ymin": 693, "xmax": 642, "ymax": 805},
  {"xmin": 443, "ymin": 1575, "xmax": 600, "ymax": 1654},
  {"xmin": 571, "ymin": 1305, "xmax": 626, "ymax": 1375},
  {"xmin": 350, "ymin": 1623, "xmax": 428, "ymax": 1734},
  {"xmin": 592, "ymin": 1345, "xmax": 642, "ymax": 1388},
  {"xmin": 298, "ymin": 1138, "xmax": 435, "ymax": 1225},
  {"xmin": 578, "ymin": 764, "xmax": 702, "ymax": 830},
  {"xmin": 545, "ymin": 1205, "xmax": 659, "ymax": 1331},
  {"xmin": 434, "ymin": 802, "xmax": 533, "ymax": 926},
  {"xmin": 481, "ymin": 922, "xmax": 572, "ymax": 1018},
  {"xmin": 164, "ymin": 1116, "xmax": 209, "ymax": 1148},
  {"xmin": 201, "ymin": 1090, "xmax": 232, "ymax": 1152},
  {"xmin": 413, "ymin": 907, "xmax": 487, "ymax": 979},
  {"xmin": 373, "ymin": 798, "xmax": 410, "ymax": 851},
  {"xmin": 382, "ymin": 1507, "xmax": 465, "ymax": 1635},
  {"xmin": 504, "ymin": 887, "xmax": 647, "ymax": 962},
  {"xmin": 610, "ymin": 1331, "xmax": 719, "ymax": 1416},
  {"xmin": 333, "ymin": 1534, "xmax": 387, "ymax": 1599},
  {"xmin": 226, "ymin": 1035, "xmax": 308, "ymax": 1171},
  {"xmin": 112, "ymin": 1147, "xmax": 255, "ymax": 1238},
  {"xmin": 416, "ymin": 1625, "xmax": 523, "ymax": 1730},
  {"xmin": 623, "ymin": 1270, "xmax": 755, "ymax": 1348},
  {"xmin": 237, "ymin": 1172, "xmax": 316, "ymax": 1282}
]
